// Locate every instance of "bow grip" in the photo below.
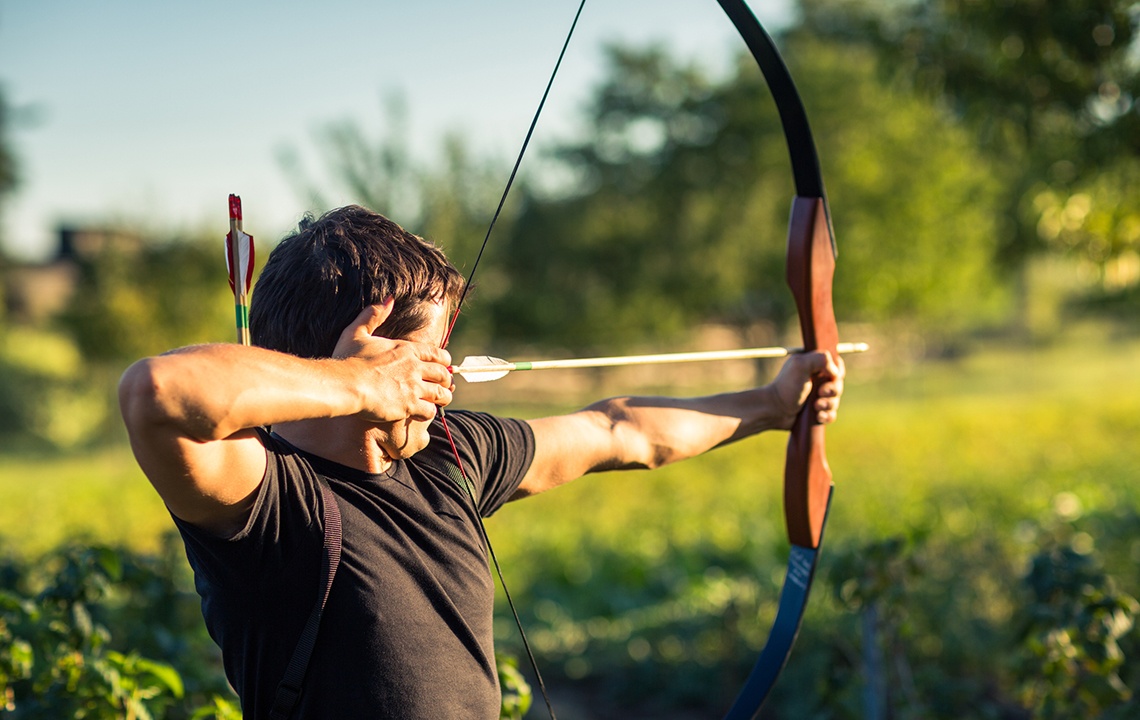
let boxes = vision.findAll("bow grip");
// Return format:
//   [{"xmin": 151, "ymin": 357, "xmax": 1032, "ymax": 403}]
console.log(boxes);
[{"xmin": 784, "ymin": 197, "xmax": 838, "ymax": 549}]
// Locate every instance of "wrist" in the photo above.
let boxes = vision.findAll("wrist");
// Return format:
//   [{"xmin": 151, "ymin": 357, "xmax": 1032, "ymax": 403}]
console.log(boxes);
[
  {"xmin": 759, "ymin": 382, "xmax": 800, "ymax": 432},
  {"xmin": 314, "ymin": 356, "xmax": 370, "ymax": 418}
]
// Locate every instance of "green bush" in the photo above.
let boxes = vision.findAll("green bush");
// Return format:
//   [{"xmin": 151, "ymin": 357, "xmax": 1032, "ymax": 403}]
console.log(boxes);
[{"xmin": 0, "ymin": 538, "xmax": 232, "ymax": 719}]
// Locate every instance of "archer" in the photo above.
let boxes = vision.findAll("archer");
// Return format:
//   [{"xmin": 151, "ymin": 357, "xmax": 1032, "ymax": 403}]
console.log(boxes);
[{"xmin": 118, "ymin": 205, "xmax": 844, "ymax": 718}]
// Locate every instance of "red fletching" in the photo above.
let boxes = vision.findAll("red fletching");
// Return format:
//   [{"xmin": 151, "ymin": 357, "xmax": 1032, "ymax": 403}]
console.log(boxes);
[{"xmin": 225, "ymin": 195, "xmax": 254, "ymax": 295}]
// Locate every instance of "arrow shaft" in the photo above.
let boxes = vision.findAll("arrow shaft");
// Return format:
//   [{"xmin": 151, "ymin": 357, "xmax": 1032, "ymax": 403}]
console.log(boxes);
[{"xmin": 456, "ymin": 342, "xmax": 867, "ymax": 378}]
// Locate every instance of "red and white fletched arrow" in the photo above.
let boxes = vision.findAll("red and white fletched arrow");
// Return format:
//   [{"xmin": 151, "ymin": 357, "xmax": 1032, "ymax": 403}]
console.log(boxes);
[{"xmin": 225, "ymin": 194, "xmax": 255, "ymax": 345}]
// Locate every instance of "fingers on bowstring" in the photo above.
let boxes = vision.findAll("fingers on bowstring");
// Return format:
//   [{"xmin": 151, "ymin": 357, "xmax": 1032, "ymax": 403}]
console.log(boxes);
[
  {"xmin": 421, "ymin": 363, "xmax": 455, "ymax": 397},
  {"xmin": 433, "ymin": 381, "xmax": 453, "ymax": 408},
  {"xmin": 412, "ymin": 382, "xmax": 449, "ymax": 420},
  {"xmin": 419, "ymin": 342, "xmax": 452, "ymax": 369}
]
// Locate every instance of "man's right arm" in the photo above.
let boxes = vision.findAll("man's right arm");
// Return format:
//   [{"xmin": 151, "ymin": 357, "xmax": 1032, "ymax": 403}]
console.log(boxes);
[
  {"xmin": 512, "ymin": 351, "xmax": 843, "ymax": 498},
  {"xmin": 118, "ymin": 302, "xmax": 453, "ymax": 535}
]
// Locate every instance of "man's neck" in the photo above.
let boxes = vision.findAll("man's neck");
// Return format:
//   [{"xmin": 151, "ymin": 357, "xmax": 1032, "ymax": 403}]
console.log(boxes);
[{"xmin": 272, "ymin": 419, "xmax": 394, "ymax": 474}]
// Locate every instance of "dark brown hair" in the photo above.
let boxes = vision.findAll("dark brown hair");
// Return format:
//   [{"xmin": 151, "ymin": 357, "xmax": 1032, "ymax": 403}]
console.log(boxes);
[{"xmin": 250, "ymin": 206, "xmax": 464, "ymax": 358}]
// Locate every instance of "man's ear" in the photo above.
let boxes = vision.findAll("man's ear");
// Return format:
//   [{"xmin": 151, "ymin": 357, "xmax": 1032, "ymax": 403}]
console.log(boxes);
[
  {"xmin": 374, "ymin": 300, "xmax": 435, "ymax": 342},
  {"xmin": 361, "ymin": 298, "xmax": 396, "ymax": 336}
]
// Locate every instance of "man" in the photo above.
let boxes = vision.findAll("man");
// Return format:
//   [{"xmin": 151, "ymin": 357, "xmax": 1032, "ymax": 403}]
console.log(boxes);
[{"xmin": 119, "ymin": 205, "xmax": 844, "ymax": 718}]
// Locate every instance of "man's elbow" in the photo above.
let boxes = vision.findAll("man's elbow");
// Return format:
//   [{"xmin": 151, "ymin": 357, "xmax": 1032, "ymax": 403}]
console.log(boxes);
[
  {"xmin": 119, "ymin": 357, "xmax": 238, "ymax": 442},
  {"xmin": 118, "ymin": 358, "xmax": 164, "ymax": 431},
  {"xmin": 586, "ymin": 399, "xmax": 666, "ymax": 470}
]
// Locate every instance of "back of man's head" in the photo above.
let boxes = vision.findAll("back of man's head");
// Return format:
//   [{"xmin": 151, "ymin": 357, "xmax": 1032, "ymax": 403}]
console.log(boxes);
[{"xmin": 250, "ymin": 206, "xmax": 464, "ymax": 358}]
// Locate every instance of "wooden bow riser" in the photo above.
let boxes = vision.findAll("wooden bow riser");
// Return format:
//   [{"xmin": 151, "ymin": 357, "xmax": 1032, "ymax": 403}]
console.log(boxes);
[{"xmin": 783, "ymin": 196, "xmax": 839, "ymax": 550}]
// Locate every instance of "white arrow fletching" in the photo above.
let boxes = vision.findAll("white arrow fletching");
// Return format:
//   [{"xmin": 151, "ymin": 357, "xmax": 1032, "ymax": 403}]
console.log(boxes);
[{"xmin": 454, "ymin": 356, "xmax": 515, "ymax": 383}]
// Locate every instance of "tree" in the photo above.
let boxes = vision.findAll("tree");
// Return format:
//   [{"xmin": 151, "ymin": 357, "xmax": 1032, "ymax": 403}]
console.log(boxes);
[
  {"xmin": 800, "ymin": 0, "xmax": 1140, "ymax": 286},
  {"xmin": 277, "ymin": 92, "xmax": 422, "ymax": 223},
  {"xmin": 58, "ymin": 232, "xmax": 234, "ymax": 364},
  {"xmin": 482, "ymin": 38, "xmax": 1005, "ymax": 351},
  {"xmin": 0, "ymin": 86, "xmax": 18, "ymax": 242},
  {"xmin": 276, "ymin": 93, "xmax": 513, "ymax": 350},
  {"xmin": 287, "ymin": 36, "xmax": 1008, "ymax": 353},
  {"xmin": 0, "ymin": 86, "xmax": 21, "ymax": 330},
  {"xmin": 487, "ymin": 44, "xmax": 764, "ymax": 352}
]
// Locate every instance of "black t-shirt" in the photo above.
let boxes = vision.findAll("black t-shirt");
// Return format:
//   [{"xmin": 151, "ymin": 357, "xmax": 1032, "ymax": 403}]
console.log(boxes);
[{"xmin": 173, "ymin": 411, "xmax": 535, "ymax": 719}]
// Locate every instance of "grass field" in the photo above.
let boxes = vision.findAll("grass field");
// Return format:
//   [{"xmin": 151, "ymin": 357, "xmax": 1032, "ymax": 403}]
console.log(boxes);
[{"xmin": 0, "ymin": 444, "xmax": 171, "ymax": 557}]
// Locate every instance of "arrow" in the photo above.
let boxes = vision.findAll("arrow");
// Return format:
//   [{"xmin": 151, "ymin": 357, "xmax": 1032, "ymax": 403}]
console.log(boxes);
[
  {"xmin": 451, "ymin": 341, "xmax": 869, "ymax": 383},
  {"xmin": 225, "ymin": 194, "xmax": 255, "ymax": 345}
]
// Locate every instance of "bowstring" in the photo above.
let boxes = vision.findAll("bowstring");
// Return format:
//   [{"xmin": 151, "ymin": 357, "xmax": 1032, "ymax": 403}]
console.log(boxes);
[{"xmin": 436, "ymin": 3, "xmax": 587, "ymax": 718}]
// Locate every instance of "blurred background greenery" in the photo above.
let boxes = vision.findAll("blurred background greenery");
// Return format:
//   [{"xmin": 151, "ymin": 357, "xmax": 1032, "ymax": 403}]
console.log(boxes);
[{"xmin": 1, "ymin": 0, "xmax": 1138, "ymax": 718}]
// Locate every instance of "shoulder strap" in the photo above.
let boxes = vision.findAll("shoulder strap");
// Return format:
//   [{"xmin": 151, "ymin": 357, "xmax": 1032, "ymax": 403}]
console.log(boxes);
[{"xmin": 268, "ymin": 478, "xmax": 343, "ymax": 720}]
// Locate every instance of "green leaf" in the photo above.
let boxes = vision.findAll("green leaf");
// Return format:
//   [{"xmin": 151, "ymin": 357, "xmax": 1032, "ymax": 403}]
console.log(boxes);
[{"xmin": 133, "ymin": 658, "xmax": 185, "ymax": 699}]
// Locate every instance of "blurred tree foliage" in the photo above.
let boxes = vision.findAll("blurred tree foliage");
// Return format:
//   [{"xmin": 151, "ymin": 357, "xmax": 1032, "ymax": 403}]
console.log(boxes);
[
  {"xmin": 0, "ymin": 97, "xmax": 15, "ymax": 189},
  {"xmin": 276, "ymin": 93, "xmax": 512, "ymax": 349},
  {"xmin": 0, "ymin": 86, "xmax": 19, "ymax": 333},
  {"xmin": 0, "ymin": 232, "xmax": 238, "ymax": 448},
  {"xmin": 485, "ymin": 39, "xmax": 1005, "ymax": 351},
  {"xmin": 0, "ymin": 86, "xmax": 19, "ymax": 245},
  {"xmin": 0, "ymin": 328, "xmax": 108, "ymax": 450},
  {"xmin": 58, "ymin": 235, "xmax": 234, "ymax": 364},
  {"xmin": 277, "ymin": 93, "xmax": 422, "ymax": 222},
  {"xmin": 287, "ymin": 36, "xmax": 1007, "ymax": 353},
  {"xmin": 800, "ymin": 0, "xmax": 1140, "ymax": 293},
  {"xmin": 9, "ymin": 1, "xmax": 1136, "ymax": 442}
]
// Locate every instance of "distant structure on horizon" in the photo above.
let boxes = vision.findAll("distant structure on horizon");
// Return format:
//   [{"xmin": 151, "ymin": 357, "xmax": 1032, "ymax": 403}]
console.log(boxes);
[{"xmin": 2, "ymin": 225, "xmax": 141, "ymax": 325}]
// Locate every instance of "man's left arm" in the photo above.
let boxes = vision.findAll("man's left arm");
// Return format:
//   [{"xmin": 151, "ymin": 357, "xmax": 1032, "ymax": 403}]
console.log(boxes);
[{"xmin": 513, "ymin": 351, "xmax": 843, "ymax": 498}]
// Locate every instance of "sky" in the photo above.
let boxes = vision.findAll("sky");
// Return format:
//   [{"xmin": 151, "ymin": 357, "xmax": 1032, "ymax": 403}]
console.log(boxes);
[{"xmin": 0, "ymin": 0, "xmax": 790, "ymax": 261}]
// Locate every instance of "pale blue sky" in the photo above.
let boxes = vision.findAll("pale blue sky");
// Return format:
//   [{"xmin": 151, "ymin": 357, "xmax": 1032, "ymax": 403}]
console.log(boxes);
[{"xmin": 1, "ymin": 0, "xmax": 789, "ymax": 260}]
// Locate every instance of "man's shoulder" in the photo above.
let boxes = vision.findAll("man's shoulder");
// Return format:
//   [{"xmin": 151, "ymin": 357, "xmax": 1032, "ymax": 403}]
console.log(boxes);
[{"xmin": 428, "ymin": 410, "xmax": 533, "ymax": 450}]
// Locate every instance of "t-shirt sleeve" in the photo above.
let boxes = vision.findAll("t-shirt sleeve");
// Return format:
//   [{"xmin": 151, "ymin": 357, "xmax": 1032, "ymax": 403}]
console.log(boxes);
[
  {"xmin": 172, "ymin": 429, "xmax": 325, "ymax": 588},
  {"xmin": 430, "ymin": 411, "xmax": 534, "ymax": 518}
]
